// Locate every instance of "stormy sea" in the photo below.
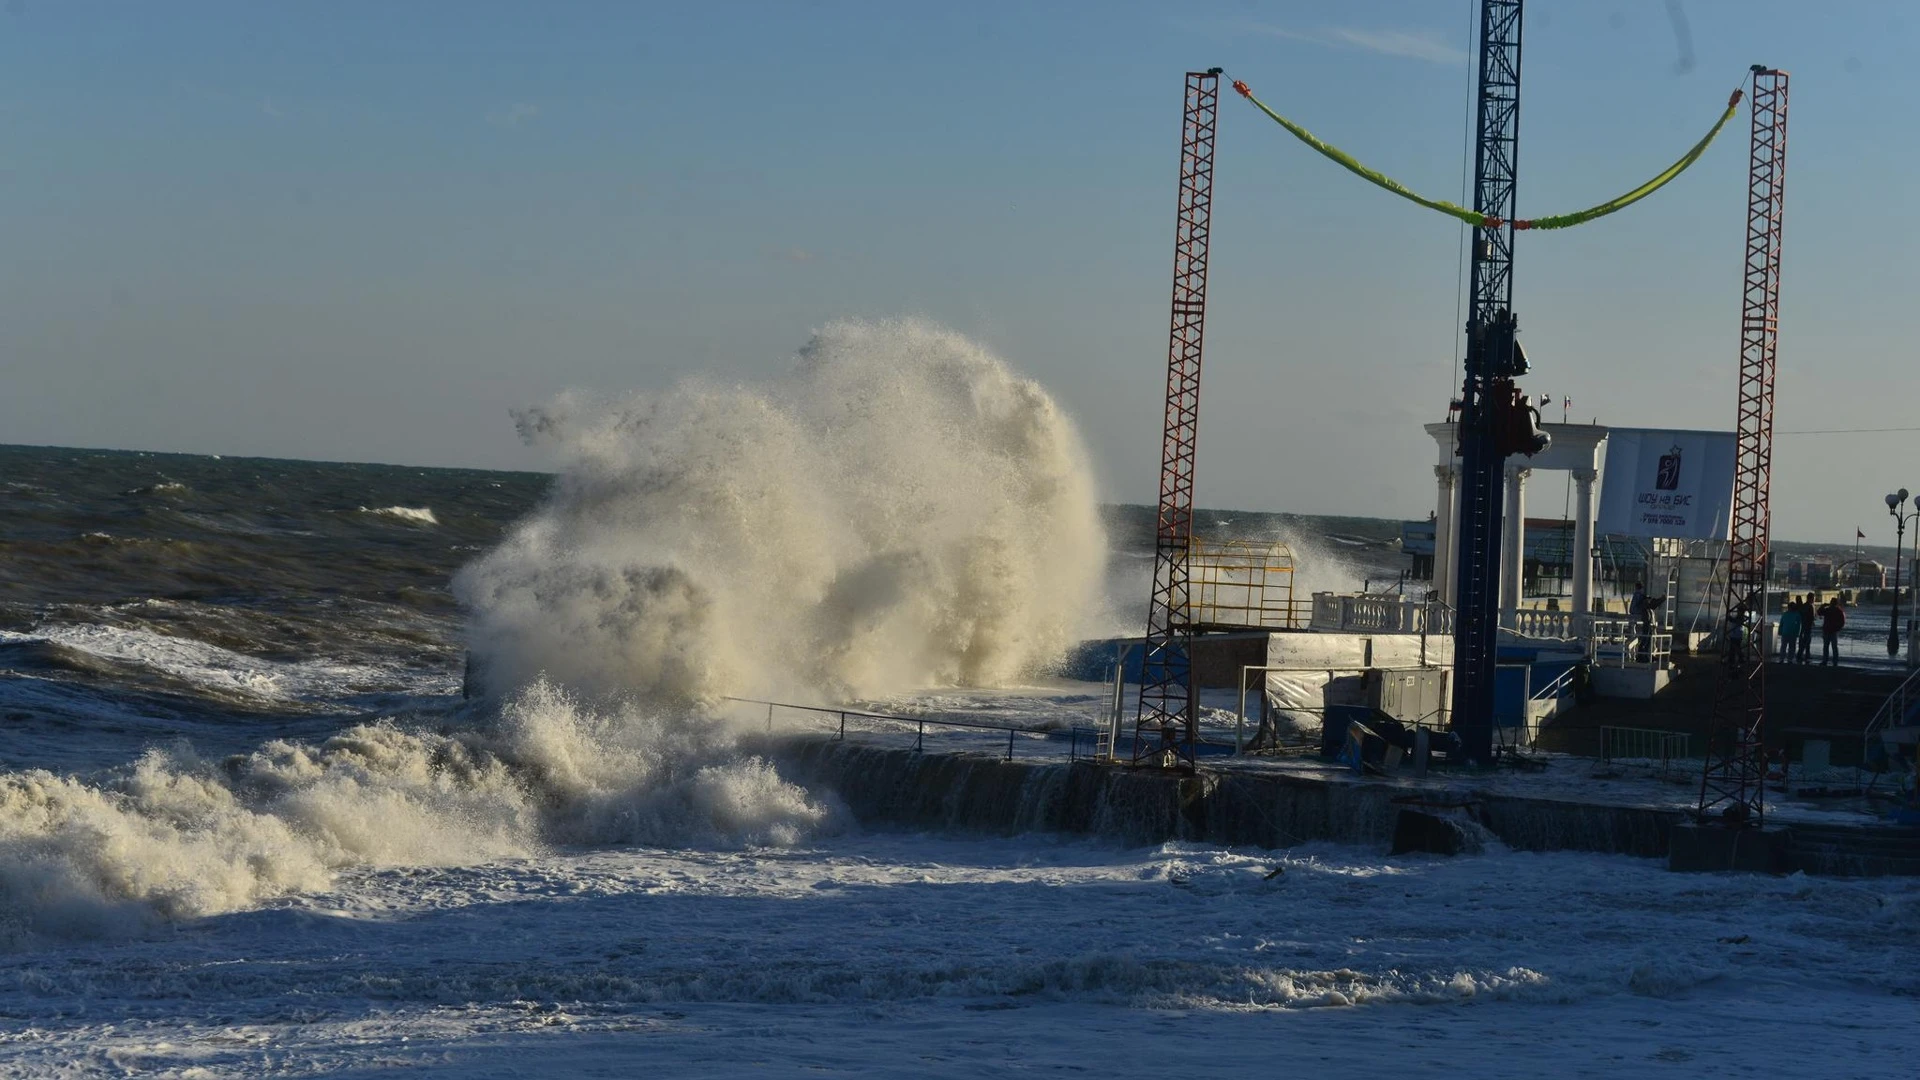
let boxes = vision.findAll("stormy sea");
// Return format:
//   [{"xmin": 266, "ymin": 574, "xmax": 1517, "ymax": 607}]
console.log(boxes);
[{"xmin": 3, "ymin": 321, "xmax": 1913, "ymax": 1077}]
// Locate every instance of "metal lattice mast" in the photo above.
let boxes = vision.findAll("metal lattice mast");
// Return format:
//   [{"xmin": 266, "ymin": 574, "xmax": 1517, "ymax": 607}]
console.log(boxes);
[
  {"xmin": 1699, "ymin": 67, "xmax": 1788, "ymax": 825},
  {"xmin": 1134, "ymin": 68, "xmax": 1220, "ymax": 769},
  {"xmin": 1449, "ymin": 0, "xmax": 1524, "ymax": 765}
]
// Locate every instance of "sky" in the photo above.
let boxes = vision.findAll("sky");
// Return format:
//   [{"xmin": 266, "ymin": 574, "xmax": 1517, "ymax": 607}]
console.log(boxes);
[{"xmin": 1, "ymin": 1, "xmax": 1915, "ymax": 544}]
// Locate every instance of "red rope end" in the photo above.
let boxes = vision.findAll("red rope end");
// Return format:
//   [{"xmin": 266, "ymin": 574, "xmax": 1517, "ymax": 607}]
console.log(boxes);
[
  {"xmin": 1728, "ymin": 88, "xmax": 1745, "ymax": 108},
  {"xmin": 1512, "ymin": 219, "xmax": 1534, "ymax": 231},
  {"xmin": 1482, "ymin": 216, "xmax": 1505, "ymax": 230},
  {"xmin": 1232, "ymin": 80, "xmax": 1251, "ymax": 97}
]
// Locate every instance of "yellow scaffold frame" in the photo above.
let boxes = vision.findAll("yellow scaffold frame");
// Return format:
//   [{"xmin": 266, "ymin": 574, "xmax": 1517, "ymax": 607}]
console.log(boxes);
[{"xmin": 1186, "ymin": 538, "xmax": 1306, "ymax": 630}]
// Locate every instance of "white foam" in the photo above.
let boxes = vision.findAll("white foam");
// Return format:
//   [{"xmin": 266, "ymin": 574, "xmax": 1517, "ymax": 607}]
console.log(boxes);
[
  {"xmin": 0, "ymin": 624, "xmax": 419, "ymax": 703},
  {"xmin": 0, "ymin": 679, "xmax": 834, "ymax": 944},
  {"xmin": 358, "ymin": 505, "xmax": 438, "ymax": 525},
  {"xmin": 457, "ymin": 318, "xmax": 1106, "ymax": 704}
]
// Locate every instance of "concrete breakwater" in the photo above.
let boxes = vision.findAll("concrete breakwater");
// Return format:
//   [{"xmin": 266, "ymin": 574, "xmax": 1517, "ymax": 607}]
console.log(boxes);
[
  {"xmin": 765, "ymin": 736, "xmax": 1920, "ymax": 875},
  {"xmin": 764, "ymin": 736, "xmax": 1683, "ymax": 859}
]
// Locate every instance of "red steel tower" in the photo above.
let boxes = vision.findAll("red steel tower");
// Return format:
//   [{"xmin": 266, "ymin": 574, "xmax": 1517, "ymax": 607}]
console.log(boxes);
[
  {"xmin": 1699, "ymin": 66, "xmax": 1789, "ymax": 824},
  {"xmin": 1133, "ymin": 69, "xmax": 1221, "ymax": 768}
]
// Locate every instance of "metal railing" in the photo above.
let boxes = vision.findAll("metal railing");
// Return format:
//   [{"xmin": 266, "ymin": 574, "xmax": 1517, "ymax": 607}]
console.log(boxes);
[
  {"xmin": 724, "ymin": 696, "xmax": 1099, "ymax": 762},
  {"xmin": 1587, "ymin": 617, "xmax": 1671, "ymax": 669},
  {"xmin": 1598, "ymin": 725, "xmax": 1692, "ymax": 775},
  {"xmin": 1530, "ymin": 664, "xmax": 1577, "ymax": 702},
  {"xmin": 1860, "ymin": 664, "xmax": 1920, "ymax": 776}
]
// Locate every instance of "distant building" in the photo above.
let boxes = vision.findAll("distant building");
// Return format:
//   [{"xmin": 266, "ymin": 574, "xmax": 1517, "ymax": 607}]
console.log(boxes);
[
  {"xmin": 1808, "ymin": 560, "xmax": 1835, "ymax": 589},
  {"xmin": 1400, "ymin": 518, "xmax": 1436, "ymax": 581},
  {"xmin": 1849, "ymin": 560, "xmax": 1885, "ymax": 589}
]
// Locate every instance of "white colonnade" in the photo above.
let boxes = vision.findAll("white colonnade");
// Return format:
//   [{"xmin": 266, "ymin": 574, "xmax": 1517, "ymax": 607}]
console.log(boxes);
[{"xmin": 1424, "ymin": 422, "xmax": 1610, "ymax": 633}]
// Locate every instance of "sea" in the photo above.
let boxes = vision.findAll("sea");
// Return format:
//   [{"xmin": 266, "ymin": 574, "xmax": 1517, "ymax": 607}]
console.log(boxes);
[{"xmin": 2, "ymin": 320, "xmax": 1914, "ymax": 1079}]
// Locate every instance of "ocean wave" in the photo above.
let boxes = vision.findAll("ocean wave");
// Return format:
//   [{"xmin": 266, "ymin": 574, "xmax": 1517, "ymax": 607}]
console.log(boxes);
[
  {"xmin": 358, "ymin": 505, "xmax": 439, "ymax": 526},
  {"xmin": 0, "ymin": 679, "xmax": 835, "ymax": 946},
  {"xmin": 122, "ymin": 481, "xmax": 190, "ymax": 497},
  {"xmin": 0, "ymin": 624, "xmax": 426, "ymax": 704}
]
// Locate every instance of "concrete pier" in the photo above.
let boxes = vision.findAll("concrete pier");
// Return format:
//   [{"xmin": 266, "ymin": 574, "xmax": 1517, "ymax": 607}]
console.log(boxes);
[{"xmin": 765, "ymin": 736, "xmax": 1917, "ymax": 875}]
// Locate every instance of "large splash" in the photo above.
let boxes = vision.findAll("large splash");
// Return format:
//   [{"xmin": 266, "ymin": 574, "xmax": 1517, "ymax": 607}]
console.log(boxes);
[{"xmin": 455, "ymin": 318, "xmax": 1107, "ymax": 703}]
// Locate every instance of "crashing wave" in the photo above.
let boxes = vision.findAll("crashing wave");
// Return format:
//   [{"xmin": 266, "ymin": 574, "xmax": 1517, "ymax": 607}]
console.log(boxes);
[
  {"xmin": 456, "ymin": 317, "xmax": 1106, "ymax": 705},
  {"xmin": 0, "ymin": 679, "xmax": 835, "ymax": 945}
]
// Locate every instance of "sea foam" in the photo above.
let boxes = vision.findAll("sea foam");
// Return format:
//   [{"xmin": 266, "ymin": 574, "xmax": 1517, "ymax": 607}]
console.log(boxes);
[{"xmin": 0, "ymin": 680, "xmax": 834, "ymax": 944}]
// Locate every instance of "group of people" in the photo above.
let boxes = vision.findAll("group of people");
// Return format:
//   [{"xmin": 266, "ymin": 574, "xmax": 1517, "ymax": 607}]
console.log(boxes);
[
  {"xmin": 1775, "ymin": 594, "xmax": 1847, "ymax": 666},
  {"xmin": 1631, "ymin": 581, "xmax": 1849, "ymax": 667}
]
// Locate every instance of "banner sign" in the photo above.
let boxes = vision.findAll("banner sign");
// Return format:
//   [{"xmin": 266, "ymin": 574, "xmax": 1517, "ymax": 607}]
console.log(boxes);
[{"xmin": 1595, "ymin": 427, "xmax": 1736, "ymax": 541}]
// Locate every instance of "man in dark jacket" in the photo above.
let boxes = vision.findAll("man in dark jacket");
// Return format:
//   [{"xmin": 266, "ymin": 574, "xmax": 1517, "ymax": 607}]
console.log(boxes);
[
  {"xmin": 1819, "ymin": 598, "xmax": 1846, "ymax": 666},
  {"xmin": 1630, "ymin": 582, "xmax": 1663, "ymax": 663},
  {"xmin": 1797, "ymin": 597, "xmax": 1815, "ymax": 663}
]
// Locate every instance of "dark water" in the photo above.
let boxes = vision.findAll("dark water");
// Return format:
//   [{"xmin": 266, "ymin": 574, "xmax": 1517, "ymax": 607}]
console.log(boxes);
[{"xmin": 0, "ymin": 445, "xmax": 550, "ymax": 770}]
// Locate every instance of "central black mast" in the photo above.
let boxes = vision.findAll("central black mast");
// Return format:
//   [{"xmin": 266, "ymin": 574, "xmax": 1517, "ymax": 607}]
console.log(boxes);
[{"xmin": 1450, "ymin": 0, "xmax": 1526, "ymax": 764}]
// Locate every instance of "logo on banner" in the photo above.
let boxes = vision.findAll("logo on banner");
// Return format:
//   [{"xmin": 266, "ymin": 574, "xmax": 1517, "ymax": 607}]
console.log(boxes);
[{"xmin": 1656, "ymin": 445, "xmax": 1683, "ymax": 491}]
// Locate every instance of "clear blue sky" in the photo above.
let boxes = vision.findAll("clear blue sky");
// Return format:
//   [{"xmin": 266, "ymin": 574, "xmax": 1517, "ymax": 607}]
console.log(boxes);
[{"xmin": 2, "ymin": 1, "xmax": 1914, "ymax": 544}]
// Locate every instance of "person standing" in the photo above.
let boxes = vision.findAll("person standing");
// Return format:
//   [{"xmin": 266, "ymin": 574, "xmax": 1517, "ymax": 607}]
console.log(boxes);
[
  {"xmin": 1778, "ymin": 599, "xmax": 1802, "ymax": 659},
  {"xmin": 1797, "ymin": 596, "xmax": 1815, "ymax": 663},
  {"xmin": 1819, "ymin": 597, "xmax": 1847, "ymax": 666},
  {"xmin": 1630, "ymin": 582, "xmax": 1662, "ymax": 663}
]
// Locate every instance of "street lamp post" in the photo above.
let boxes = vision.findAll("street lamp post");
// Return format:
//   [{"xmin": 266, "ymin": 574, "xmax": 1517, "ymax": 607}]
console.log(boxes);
[
  {"xmin": 1887, "ymin": 489, "xmax": 1913, "ymax": 657},
  {"xmin": 1910, "ymin": 494, "xmax": 1920, "ymax": 666}
]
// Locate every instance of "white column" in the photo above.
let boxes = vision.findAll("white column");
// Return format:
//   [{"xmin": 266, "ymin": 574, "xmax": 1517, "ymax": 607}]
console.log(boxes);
[
  {"xmin": 1446, "ymin": 477, "xmax": 1462, "ymax": 608},
  {"xmin": 1433, "ymin": 466, "xmax": 1455, "ymax": 605},
  {"xmin": 1501, "ymin": 466, "xmax": 1529, "ymax": 629},
  {"xmin": 1572, "ymin": 468, "xmax": 1598, "ymax": 630}
]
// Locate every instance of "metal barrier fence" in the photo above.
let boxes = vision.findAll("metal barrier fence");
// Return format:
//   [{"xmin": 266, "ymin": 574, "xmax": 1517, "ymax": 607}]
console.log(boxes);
[
  {"xmin": 723, "ymin": 696, "xmax": 1099, "ymax": 762},
  {"xmin": 1598, "ymin": 725, "xmax": 1692, "ymax": 775}
]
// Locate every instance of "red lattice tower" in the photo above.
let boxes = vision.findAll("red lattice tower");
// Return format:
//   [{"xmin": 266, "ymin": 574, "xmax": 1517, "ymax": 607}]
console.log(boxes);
[
  {"xmin": 1699, "ymin": 66, "xmax": 1789, "ymax": 825},
  {"xmin": 1133, "ymin": 69, "xmax": 1220, "ymax": 768}
]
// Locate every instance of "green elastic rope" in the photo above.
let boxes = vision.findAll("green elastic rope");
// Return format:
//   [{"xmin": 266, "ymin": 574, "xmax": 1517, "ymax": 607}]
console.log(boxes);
[
  {"xmin": 1516, "ymin": 92, "xmax": 1741, "ymax": 230},
  {"xmin": 1232, "ymin": 79, "xmax": 1743, "ymax": 232},
  {"xmin": 1236, "ymin": 86, "xmax": 1487, "ymax": 227}
]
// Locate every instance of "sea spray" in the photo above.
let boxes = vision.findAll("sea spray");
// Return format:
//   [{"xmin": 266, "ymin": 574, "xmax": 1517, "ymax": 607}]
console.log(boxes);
[
  {"xmin": 0, "ymin": 679, "xmax": 835, "ymax": 944},
  {"xmin": 455, "ymin": 317, "xmax": 1107, "ymax": 703}
]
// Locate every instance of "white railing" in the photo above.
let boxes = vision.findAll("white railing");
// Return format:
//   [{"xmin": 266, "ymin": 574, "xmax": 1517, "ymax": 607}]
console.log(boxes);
[
  {"xmin": 1511, "ymin": 609, "xmax": 1577, "ymax": 639},
  {"xmin": 1309, "ymin": 593, "xmax": 1453, "ymax": 635},
  {"xmin": 1530, "ymin": 664, "xmax": 1577, "ymax": 702},
  {"xmin": 1587, "ymin": 617, "xmax": 1670, "ymax": 669}
]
